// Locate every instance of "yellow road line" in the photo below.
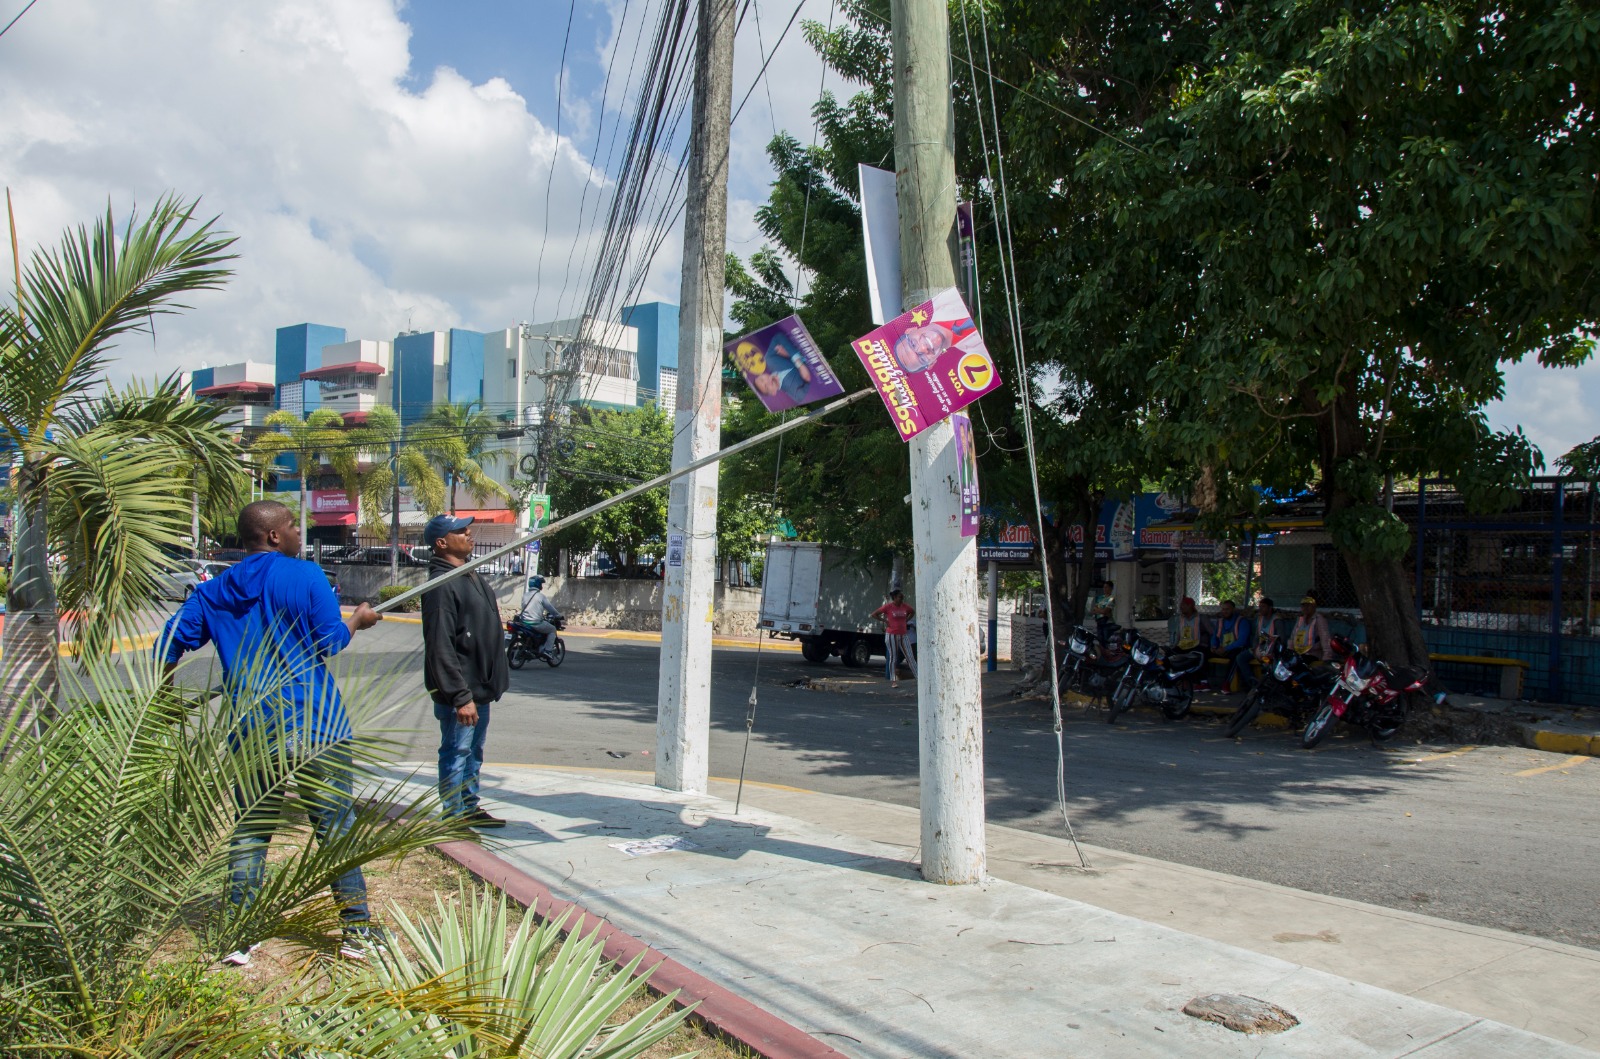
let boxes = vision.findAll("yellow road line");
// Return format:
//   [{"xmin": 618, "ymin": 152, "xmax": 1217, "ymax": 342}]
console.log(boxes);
[
  {"xmin": 1514, "ymin": 755, "xmax": 1592, "ymax": 777},
  {"xmin": 58, "ymin": 631, "xmax": 158, "ymax": 657},
  {"xmin": 484, "ymin": 760, "xmax": 816, "ymax": 793},
  {"xmin": 1396, "ymin": 746, "xmax": 1478, "ymax": 765}
]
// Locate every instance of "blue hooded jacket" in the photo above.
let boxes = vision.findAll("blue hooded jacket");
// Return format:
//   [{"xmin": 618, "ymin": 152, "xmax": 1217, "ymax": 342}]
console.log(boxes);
[{"xmin": 161, "ymin": 550, "xmax": 353, "ymax": 741}]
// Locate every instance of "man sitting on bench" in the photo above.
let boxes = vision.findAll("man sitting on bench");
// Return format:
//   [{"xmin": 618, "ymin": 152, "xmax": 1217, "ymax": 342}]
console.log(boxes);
[{"xmin": 1208, "ymin": 598, "xmax": 1253, "ymax": 691}]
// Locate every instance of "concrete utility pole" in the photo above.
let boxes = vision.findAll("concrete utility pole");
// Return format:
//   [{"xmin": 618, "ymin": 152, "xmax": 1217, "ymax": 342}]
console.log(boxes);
[
  {"xmin": 657, "ymin": 0, "xmax": 736, "ymax": 794},
  {"xmin": 892, "ymin": 0, "xmax": 987, "ymax": 883}
]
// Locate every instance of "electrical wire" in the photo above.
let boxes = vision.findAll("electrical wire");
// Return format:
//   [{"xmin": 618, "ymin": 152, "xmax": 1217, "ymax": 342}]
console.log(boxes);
[
  {"xmin": 0, "ymin": 0, "xmax": 40, "ymax": 41},
  {"xmin": 958, "ymin": 0, "xmax": 1087, "ymax": 868}
]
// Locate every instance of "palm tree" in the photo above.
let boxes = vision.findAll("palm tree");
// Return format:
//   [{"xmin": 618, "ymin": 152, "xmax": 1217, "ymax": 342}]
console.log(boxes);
[
  {"xmin": 249, "ymin": 407, "xmax": 349, "ymax": 547},
  {"xmin": 0, "ymin": 196, "xmax": 237, "ymax": 726},
  {"xmin": 412, "ymin": 402, "xmax": 513, "ymax": 515},
  {"xmin": 327, "ymin": 405, "xmax": 447, "ymax": 539},
  {"xmin": 50, "ymin": 378, "xmax": 248, "ymax": 657},
  {"xmin": 0, "ymin": 644, "xmax": 693, "ymax": 1056}
]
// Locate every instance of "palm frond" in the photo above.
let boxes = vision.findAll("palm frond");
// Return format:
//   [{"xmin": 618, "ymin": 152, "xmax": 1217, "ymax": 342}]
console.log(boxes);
[{"xmin": 0, "ymin": 195, "xmax": 236, "ymax": 449}]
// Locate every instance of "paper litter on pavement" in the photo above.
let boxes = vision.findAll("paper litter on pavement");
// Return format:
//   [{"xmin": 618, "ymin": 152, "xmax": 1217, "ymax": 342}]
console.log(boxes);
[{"xmin": 608, "ymin": 835, "xmax": 701, "ymax": 857}]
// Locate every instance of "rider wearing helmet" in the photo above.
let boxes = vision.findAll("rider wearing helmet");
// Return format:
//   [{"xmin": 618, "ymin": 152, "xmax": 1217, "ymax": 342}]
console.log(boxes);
[{"xmin": 516, "ymin": 575, "xmax": 563, "ymax": 661}]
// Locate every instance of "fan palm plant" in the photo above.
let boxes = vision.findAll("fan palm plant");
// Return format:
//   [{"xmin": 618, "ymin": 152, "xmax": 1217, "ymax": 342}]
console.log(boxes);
[
  {"xmin": 0, "ymin": 643, "xmax": 693, "ymax": 1058},
  {"xmin": 0, "ymin": 196, "xmax": 238, "ymax": 726},
  {"xmin": 412, "ymin": 402, "xmax": 513, "ymax": 515},
  {"xmin": 249, "ymin": 408, "xmax": 350, "ymax": 546}
]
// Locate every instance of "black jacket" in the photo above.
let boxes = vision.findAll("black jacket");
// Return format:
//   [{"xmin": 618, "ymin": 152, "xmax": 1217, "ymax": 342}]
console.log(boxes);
[{"xmin": 421, "ymin": 556, "xmax": 510, "ymax": 708}]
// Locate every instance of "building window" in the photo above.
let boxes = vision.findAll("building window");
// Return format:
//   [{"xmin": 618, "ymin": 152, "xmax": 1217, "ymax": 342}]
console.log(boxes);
[
  {"xmin": 508, "ymin": 357, "xmax": 517, "ymax": 379},
  {"xmin": 658, "ymin": 367, "xmax": 678, "ymax": 411}
]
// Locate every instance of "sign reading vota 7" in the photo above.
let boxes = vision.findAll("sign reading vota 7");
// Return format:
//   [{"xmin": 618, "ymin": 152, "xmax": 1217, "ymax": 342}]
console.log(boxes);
[{"xmin": 851, "ymin": 287, "xmax": 1001, "ymax": 441}]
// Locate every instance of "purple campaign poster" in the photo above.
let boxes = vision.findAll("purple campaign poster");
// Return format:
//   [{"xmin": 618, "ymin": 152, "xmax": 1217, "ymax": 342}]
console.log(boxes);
[
  {"xmin": 725, "ymin": 315, "xmax": 845, "ymax": 413},
  {"xmin": 850, "ymin": 286, "xmax": 1002, "ymax": 441},
  {"xmin": 953, "ymin": 411, "xmax": 980, "ymax": 536}
]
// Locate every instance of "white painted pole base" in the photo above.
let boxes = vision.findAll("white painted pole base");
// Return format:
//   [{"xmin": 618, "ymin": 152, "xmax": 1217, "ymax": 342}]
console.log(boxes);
[
  {"xmin": 910, "ymin": 418, "xmax": 987, "ymax": 884},
  {"xmin": 656, "ymin": 401, "xmax": 719, "ymax": 794}
]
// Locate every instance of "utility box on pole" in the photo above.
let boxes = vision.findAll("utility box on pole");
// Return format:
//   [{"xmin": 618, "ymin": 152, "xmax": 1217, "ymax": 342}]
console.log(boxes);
[
  {"xmin": 657, "ymin": 0, "xmax": 737, "ymax": 794},
  {"xmin": 892, "ymin": 0, "xmax": 988, "ymax": 883}
]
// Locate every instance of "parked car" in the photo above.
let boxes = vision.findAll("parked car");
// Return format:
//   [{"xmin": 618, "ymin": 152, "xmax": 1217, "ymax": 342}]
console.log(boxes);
[
  {"xmin": 359, "ymin": 544, "xmax": 429, "ymax": 567},
  {"xmin": 152, "ymin": 562, "xmax": 202, "ymax": 602},
  {"xmin": 319, "ymin": 546, "xmax": 368, "ymax": 564},
  {"xmin": 198, "ymin": 560, "xmax": 234, "ymax": 581},
  {"xmin": 209, "ymin": 548, "xmax": 248, "ymax": 563}
]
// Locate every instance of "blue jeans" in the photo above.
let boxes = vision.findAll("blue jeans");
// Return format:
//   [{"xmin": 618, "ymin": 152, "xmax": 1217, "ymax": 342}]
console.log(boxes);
[
  {"xmin": 229, "ymin": 740, "xmax": 369, "ymax": 924},
  {"xmin": 434, "ymin": 700, "xmax": 491, "ymax": 817}
]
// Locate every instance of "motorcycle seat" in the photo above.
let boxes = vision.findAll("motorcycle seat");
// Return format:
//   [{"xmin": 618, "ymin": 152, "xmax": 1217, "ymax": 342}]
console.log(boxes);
[
  {"xmin": 1168, "ymin": 650, "xmax": 1205, "ymax": 671},
  {"xmin": 1386, "ymin": 663, "xmax": 1428, "ymax": 688}
]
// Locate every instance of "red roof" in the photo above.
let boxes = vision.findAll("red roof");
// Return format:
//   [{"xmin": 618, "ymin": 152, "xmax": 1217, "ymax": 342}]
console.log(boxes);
[
  {"xmin": 195, "ymin": 381, "xmax": 276, "ymax": 398},
  {"xmin": 300, "ymin": 361, "xmax": 386, "ymax": 381}
]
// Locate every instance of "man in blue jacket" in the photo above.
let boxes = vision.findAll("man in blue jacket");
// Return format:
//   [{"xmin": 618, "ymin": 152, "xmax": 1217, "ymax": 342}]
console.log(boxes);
[{"xmin": 161, "ymin": 500, "xmax": 381, "ymax": 965}]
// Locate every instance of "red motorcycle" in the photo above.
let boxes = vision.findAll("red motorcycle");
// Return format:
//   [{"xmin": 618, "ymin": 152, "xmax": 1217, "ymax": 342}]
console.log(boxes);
[{"xmin": 1301, "ymin": 635, "xmax": 1427, "ymax": 749}]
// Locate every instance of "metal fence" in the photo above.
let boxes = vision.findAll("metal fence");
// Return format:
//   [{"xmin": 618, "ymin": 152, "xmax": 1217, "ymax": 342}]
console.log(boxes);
[{"xmin": 1404, "ymin": 477, "xmax": 1600, "ymax": 705}]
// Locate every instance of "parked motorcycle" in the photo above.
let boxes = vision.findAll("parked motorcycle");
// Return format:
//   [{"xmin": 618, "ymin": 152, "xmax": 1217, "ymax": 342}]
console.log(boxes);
[
  {"xmin": 505, "ymin": 615, "xmax": 567, "ymax": 669},
  {"xmin": 1107, "ymin": 634, "xmax": 1206, "ymax": 723},
  {"xmin": 1057, "ymin": 624, "xmax": 1130, "ymax": 705},
  {"xmin": 1222, "ymin": 639, "xmax": 1338, "ymax": 738},
  {"xmin": 1301, "ymin": 635, "xmax": 1427, "ymax": 749}
]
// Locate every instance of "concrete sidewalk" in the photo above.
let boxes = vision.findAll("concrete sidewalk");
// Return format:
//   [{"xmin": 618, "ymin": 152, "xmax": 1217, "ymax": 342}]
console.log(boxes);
[{"xmin": 392, "ymin": 763, "xmax": 1596, "ymax": 1058}]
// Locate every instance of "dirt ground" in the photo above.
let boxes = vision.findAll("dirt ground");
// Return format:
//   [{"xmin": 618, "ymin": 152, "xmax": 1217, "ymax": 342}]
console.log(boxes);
[{"xmin": 207, "ymin": 842, "xmax": 755, "ymax": 1059}]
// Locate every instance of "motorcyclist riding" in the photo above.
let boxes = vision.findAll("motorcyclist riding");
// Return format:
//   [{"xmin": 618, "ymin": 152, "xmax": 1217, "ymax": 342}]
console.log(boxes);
[{"xmin": 516, "ymin": 576, "xmax": 563, "ymax": 662}]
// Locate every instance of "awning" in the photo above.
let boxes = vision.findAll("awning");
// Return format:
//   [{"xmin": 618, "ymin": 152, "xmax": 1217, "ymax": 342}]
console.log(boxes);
[
  {"xmin": 195, "ymin": 381, "xmax": 276, "ymax": 398},
  {"xmin": 312, "ymin": 511, "xmax": 358, "ymax": 527},
  {"xmin": 452, "ymin": 509, "xmax": 517, "ymax": 524},
  {"xmin": 300, "ymin": 361, "xmax": 386, "ymax": 381}
]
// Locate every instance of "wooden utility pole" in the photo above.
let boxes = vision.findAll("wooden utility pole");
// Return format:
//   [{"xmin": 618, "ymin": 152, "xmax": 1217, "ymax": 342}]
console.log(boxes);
[
  {"xmin": 657, "ymin": 0, "xmax": 736, "ymax": 794},
  {"xmin": 892, "ymin": 0, "xmax": 987, "ymax": 883}
]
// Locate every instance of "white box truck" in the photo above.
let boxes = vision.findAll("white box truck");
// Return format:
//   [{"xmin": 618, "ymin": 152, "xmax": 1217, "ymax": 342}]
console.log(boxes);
[{"xmin": 757, "ymin": 542, "xmax": 910, "ymax": 667}]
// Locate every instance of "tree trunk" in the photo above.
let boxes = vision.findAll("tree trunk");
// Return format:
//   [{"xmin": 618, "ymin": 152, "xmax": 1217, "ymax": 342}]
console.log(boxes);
[
  {"xmin": 1316, "ymin": 389, "xmax": 1430, "ymax": 669},
  {"xmin": 0, "ymin": 457, "xmax": 60, "ymax": 744},
  {"xmin": 1037, "ymin": 512, "xmax": 1073, "ymax": 662},
  {"xmin": 1068, "ymin": 488, "xmax": 1103, "ymax": 627},
  {"xmin": 298, "ymin": 475, "xmax": 309, "ymax": 553}
]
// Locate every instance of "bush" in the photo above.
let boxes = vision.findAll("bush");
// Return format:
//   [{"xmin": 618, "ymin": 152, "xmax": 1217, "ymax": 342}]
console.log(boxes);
[{"xmin": 378, "ymin": 584, "xmax": 420, "ymax": 612}]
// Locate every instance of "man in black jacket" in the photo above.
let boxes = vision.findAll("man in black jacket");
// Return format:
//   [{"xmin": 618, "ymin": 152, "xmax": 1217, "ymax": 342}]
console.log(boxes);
[{"xmin": 421, "ymin": 514, "xmax": 510, "ymax": 828}]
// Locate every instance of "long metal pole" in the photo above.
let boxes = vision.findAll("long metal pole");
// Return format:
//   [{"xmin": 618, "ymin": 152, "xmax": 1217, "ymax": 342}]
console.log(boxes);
[
  {"xmin": 893, "ymin": 0, "xmax": 986, "ymax": 884},
  {"xmin": 655, "ymin": 0, "xmax": 736, "ymax": 796},
  {"xmin": 372, "ymin": 388, "xmax": 874, "ymax": 614}
]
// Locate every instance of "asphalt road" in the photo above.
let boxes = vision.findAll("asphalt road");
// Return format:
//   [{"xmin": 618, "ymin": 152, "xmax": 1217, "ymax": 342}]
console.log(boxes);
[{"xmin": 331, "ymin": 621, "xmax": 1600, "ymax": 951}]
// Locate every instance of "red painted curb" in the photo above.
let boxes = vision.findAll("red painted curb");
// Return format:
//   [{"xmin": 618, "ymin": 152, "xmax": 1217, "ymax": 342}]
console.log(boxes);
[{"xmin": 434, "ymin": 838, "xmax": 852, "ymax": 1059}]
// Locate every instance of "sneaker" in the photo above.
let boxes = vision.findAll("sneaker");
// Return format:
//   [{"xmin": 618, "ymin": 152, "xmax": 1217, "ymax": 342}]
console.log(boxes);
[
  {"xmin": 340, "ymin": 926, "xmax": 388, "ymax": 962},
  {"xmin": 222, "ymin": 943, "xmax": 261, "ymax": 967},
  {"xmin": 467, "ymin": 808, "xmax": 507, "ymax": 829}
]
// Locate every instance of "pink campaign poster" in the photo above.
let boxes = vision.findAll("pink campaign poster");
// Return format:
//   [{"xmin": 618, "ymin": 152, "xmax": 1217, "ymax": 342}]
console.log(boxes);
[
  {"xmin": 851, "ymin": 287, "xmax": 1001, "ymax": 441},
  {"xmin": 952, "ymin": 411, "xmax": 980, "ymax": 536}
]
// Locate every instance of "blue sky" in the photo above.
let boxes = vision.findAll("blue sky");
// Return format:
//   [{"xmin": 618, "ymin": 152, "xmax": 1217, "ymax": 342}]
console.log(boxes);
[{"xmin": 0, "ymin": 0, "xmax": 1589, "ymax": 458}]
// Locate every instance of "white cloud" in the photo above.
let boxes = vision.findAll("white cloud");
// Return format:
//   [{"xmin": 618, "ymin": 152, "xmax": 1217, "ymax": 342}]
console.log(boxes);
[
  {"xmin": 0, "ymin": 0, "xmax": 855, "ymax": 390},
  {"xmin": 1486, "ymin": 357, "xmax": 1600, "ymax": 467}
]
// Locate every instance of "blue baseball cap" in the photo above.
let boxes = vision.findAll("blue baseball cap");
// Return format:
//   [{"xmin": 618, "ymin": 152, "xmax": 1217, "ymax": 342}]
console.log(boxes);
[{"xmin": 423, "ymin": 514, "xmax": 474, "ymax": 548}]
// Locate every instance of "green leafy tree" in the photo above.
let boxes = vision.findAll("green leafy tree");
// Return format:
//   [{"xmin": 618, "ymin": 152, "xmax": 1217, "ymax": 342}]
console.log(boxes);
[
  {"xmin": 546, "ymin": 406, "xmax": 673, "ymax": 572},
  {"xmin": 0, "ymin": 196, "xmax": 237, "ymax": 721},
  {"xmin": 1045, "ymin": 0, "xmax": 1593, "ymax": 665}
]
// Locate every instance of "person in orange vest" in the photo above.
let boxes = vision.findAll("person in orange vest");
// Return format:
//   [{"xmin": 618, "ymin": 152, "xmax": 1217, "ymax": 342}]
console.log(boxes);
[
  {"xmin": 1209, "ymin": 598, "xmax": 1253, "ymax": 690},
  {"xmin": 1168, "ymin": 596, "xmax": 1211, "ymax": 651},
  {"xmin": 1290, "ymin": 593, "xmax": 1333, "ymax": 661}
]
